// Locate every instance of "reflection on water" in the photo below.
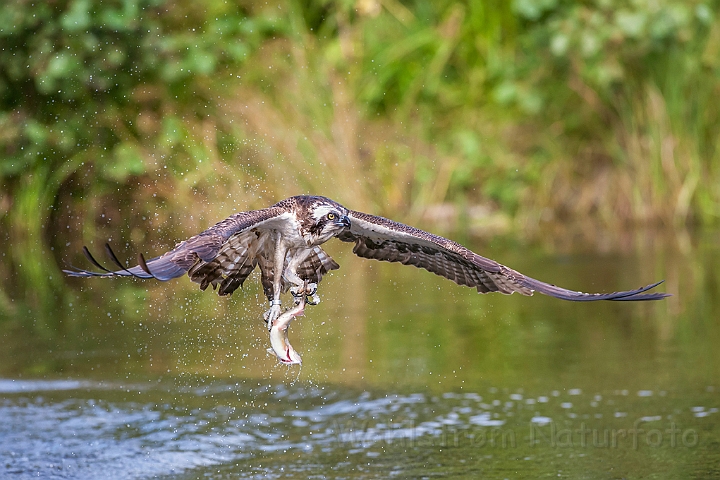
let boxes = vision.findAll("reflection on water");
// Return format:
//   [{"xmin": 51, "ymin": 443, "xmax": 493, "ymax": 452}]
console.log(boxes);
[
  {"xmin": 1, "ymin": 378, "xmax": 717, "ymax": 479},
  {"xmin": 1, "ymin": 230, "xmax": 719, "ymax": 478}
]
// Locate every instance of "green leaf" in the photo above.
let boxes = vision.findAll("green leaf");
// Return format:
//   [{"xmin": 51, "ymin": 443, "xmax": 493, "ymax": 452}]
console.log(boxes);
[
  {"xmin": 61, "ymin": 0, "xmax": 91, "ymax": 32},
  {"xmin": 103, "ymin": 143, "xmax": 146, "ymax": 181}
]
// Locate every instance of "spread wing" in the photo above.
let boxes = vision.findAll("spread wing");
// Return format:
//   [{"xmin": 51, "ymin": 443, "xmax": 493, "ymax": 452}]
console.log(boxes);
[
  {"xmin": 337, "ymin": 211, "xmax": 669, "ymax": 301},
  {"xmin": 64, "ymin": 206, "xmax": 288, "ymax": 291},
  {"xmin": 64, "ymin": 203, "xmax": 341, "ymax": 298}
]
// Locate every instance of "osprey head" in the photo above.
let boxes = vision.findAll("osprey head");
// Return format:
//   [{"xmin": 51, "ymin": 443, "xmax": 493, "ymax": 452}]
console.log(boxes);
[{"xmin": 304, "ymin": 197, "xmax": 350, "ymax": 245}]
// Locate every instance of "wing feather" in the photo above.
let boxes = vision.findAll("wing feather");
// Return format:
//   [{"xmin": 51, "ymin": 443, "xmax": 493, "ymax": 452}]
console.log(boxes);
[
  {"xmin": 63, "ymin": 207, "xmax": 291, "ymax": 288},
  {"xmin": 187, "ymin": 230, "xmax": 260, "ymax": 295},
  {"xmin": 338, "ymin": 210, "xmax": 669, "ymax": 301},
  {"xmin": 64, "ymin": 196, "xmax": 669, "ymax": 303},
  {"xmin": 295, "ymin": 246, "xmax": 340, "ymax": 285}
]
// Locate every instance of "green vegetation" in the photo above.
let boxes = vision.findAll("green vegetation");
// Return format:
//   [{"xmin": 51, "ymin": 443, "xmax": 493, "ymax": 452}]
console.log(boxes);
[{"xmin": 1, "ymin": 0, "xmax": 718, "ymax": 316}]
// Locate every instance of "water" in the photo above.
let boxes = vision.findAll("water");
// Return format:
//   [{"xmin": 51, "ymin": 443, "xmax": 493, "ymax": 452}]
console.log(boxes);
[{"xmin": 1, "ymin": 231, "xmax": 719, "ymax": 478}]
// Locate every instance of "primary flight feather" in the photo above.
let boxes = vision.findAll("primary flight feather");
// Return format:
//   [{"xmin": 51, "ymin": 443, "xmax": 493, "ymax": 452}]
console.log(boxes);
[{"xmin": 65, "ymin": 195, "xmax": 669, "ymax": 363}]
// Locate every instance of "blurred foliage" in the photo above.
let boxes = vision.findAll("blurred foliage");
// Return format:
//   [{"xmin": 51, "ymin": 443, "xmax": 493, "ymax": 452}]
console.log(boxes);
[
  {"xmin": 0, "ymin": 0, "xmax": 279, "ymax": 316},
  {"xmin": 514, "ymin": 0, "xmax": 720, "ymax": 227},
  {"xmin": 1, "ymin": 0, "xmax": 719, "ymax": 319}
]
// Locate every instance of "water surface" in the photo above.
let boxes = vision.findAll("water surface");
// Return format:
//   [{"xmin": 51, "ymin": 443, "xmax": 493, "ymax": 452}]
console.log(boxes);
[{"xmin": 1, "ymin": 231, "xmax": 718, "ymax": 478}]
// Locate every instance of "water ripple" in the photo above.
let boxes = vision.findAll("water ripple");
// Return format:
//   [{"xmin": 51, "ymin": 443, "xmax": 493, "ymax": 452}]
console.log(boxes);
[{"xmin": 1, "ymin": 378, "xmax": 717, "ymax": 479}]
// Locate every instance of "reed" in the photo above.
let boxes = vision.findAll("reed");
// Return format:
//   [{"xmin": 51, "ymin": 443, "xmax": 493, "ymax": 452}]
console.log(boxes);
[{"xmin": 1, "ymin": 0, "xmax": 718, "ymax": 321}]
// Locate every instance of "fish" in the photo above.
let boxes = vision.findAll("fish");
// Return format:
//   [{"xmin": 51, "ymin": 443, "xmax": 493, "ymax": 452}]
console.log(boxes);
[{"xmin": 267, "ymin": 295, "xmax": 305, "ymax": 365}]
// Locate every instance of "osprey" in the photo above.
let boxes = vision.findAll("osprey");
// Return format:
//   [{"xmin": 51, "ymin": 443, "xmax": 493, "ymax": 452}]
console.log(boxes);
[{"xmin": 65, "ymin": 195, "xmax": 669, "ymax": 364}]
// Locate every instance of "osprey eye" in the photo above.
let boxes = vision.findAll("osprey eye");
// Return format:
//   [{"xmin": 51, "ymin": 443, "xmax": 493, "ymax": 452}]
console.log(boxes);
[{"xmin": 327, "ymin": 213, "xmax": 336, "ymax": 220}]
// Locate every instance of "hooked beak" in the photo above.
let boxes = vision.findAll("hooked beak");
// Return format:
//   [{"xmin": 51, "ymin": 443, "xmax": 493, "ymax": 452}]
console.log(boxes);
[{"xmin": 337, "ymin": 215, "xmax": 351, "ymax": 229}]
